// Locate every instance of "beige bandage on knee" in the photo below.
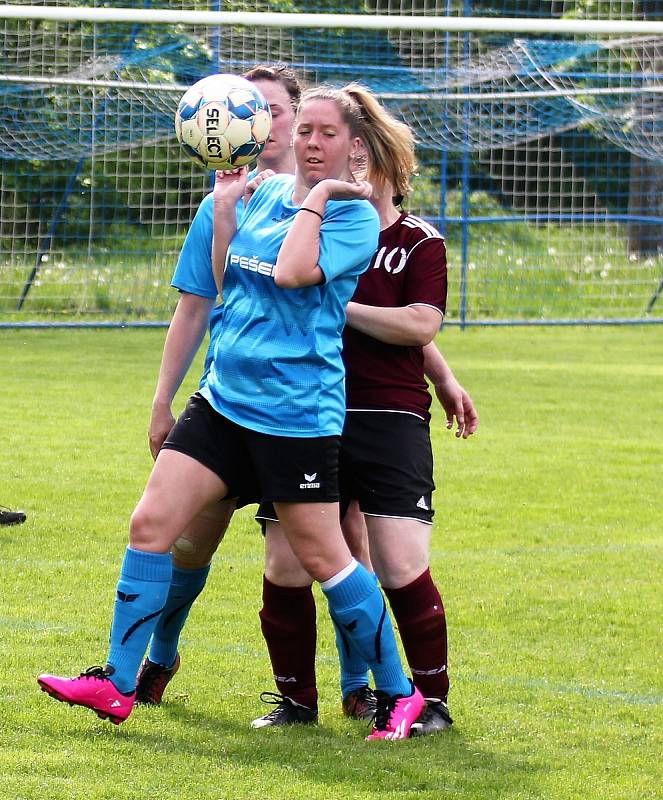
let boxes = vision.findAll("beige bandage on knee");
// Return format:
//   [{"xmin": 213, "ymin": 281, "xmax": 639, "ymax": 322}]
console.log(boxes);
[{"xmin": 172, "ymin": 535, "xmax": 218, "ymax": 569}]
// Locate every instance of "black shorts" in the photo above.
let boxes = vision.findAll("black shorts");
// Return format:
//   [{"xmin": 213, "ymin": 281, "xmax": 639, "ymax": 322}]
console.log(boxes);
[
  {"xmin": 257, "ymin": 410, "xmax": 434, "ymax": 525},
  {"xmin": 162, "ymin": 394, "xmax": 341, "ymax": 504},
  {"xmin": 339, "ymin": 410, "xmax": 435, "ymax": 524}
]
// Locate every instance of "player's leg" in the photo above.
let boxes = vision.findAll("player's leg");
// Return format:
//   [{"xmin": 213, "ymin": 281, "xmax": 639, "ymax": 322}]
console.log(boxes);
[
  {"xmin": 341, "ymin": 410, "xmax": 450, "ymax": 735},
  {"xmin": 136, "ymin": 498, "xmax": 236, "ymax": 705},
  {"xmin": 37, "ymin": 448, "xmax": 228, "ymax": 723},
  {"xmin": 342, "ymin": 500, "xmax": 372, "ymax": 571},
  {"xmin": 275, "ymin": 500, "xmax": 424, "ymax": 741},
  {"xmin": 251, "ymin": 515, "xmax": 318, "ymax": 728},
  {"xmin": 251, "ymin": 430, "xmax": 423, "ymax": 740},
  {"xmin": 37, "ymin": 396, "xmax": 238, "ymax": 724},
  {"xmin": 366, "ymin": 516, "xmax": 452, "ymax": 735},
  {"xmin": 337, "ymin": 502, "xmax": 375, "ymax": 720}
]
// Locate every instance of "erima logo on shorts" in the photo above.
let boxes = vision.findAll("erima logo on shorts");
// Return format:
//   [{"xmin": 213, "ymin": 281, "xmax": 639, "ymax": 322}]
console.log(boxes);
[
  {"xmin": 229, "ymin": 253, "xmax": 276, "ymax": 277},
  {"xmin": 300, "ymin": 472, "xmax": 321, "ymax": 489}
]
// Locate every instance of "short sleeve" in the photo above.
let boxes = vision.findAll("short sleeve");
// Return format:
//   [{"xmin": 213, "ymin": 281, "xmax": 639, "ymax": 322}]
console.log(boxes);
[
  {"xmin": 171, "ymin": 193, "xmax": 217, "ymax": 298},
  {"xmin": 403, "ymin": 236, "xmax": 447, "ymax": 316},
  {"xmin": 318, "ymin": 200, "xmax": 380, "ymax": 283}
]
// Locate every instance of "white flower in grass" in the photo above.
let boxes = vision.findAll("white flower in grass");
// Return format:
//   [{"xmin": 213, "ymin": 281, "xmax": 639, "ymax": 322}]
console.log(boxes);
[
  {"xmin": 516, "ymin": 258, "xmax": 523, "ymax": 266},
  {"xmin": 547, "ymin": 247, "xmax": 557, "ymax": 255},
  {"xmin": 496, "ymin": 248, "xmax": 504, "ymax": 256},
  {"xmin": 584, "ymin": 255, "xmax": 594, "ymax": 263},
  {"xmin": 468, "ymin": 262, "xmax": 476, "ymax": 271}
]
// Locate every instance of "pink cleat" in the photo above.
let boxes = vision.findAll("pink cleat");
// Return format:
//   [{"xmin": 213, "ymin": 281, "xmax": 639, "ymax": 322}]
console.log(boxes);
[
  {"xmin": 365, "ymin": 684, "xmax": 425, "ymax": 741},
  {"xmin": 37, "ymin": 666, "xmax": 135, "ymax": 725}
]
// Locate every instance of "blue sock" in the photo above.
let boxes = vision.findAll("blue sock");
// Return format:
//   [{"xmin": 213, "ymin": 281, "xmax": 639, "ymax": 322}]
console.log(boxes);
[
  {"xmin": 332, "ymin": 572, "xmax": 373, "ymax": 697},
  {"xmin": 322, "ymin": 561, "xmax": 411, "ymax": 697},
  {"xmin": 106, "ymin": 547, "xmax": 172, "ymax": 693},
  {"xmin": 148, "ymin": 564, "xmax": 210, "ymax": 668},
  {"xmin": 333, "ymin": 622, "xmax": 371, "ymax": 698}
]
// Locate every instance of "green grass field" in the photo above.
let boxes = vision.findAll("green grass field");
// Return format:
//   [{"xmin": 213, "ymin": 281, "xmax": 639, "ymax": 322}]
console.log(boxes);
[{"xmin": 0, "ymin": 326, "xmax": 661, "ymax": 800}]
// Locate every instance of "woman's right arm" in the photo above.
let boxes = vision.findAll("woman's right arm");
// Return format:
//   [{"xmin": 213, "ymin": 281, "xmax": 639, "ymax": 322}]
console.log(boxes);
[
  {"xmin": 149, "ymin": 292, "xmax": 214, "ymax": 458},
  {"xmin": 212, "ymin": 168, "xmax": 249, "ymax": 295}
]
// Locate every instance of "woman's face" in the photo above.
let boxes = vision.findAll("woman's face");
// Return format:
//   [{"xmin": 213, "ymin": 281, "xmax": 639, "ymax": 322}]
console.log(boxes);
[
  {"xmin": 251, "ymin": 78, "xmax": 297, "ymax": 170},
  {"xmin": 293, "ymin": 99, "xmax": 359, "ymax": 186}
]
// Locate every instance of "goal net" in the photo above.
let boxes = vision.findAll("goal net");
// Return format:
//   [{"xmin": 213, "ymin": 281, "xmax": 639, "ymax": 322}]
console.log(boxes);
[{"xmin": 2, "ymin": 0, "xmax": 663, "ymax": 326}]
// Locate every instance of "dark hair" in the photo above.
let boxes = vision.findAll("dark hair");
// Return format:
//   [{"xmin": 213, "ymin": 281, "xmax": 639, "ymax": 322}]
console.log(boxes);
[{"xmin": 242, "ymin": 64, "xmax": 303, "ymax": 109}]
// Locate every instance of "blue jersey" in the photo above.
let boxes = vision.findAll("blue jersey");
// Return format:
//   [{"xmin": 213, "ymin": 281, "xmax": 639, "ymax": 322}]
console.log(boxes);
[
  {"xmin": 199, "ymin": 174, "xmax": 379, "ymax": 437},
  {"xmin": 172, "ymin": 191, "xmax": 217, "ymax": 300},
  {"xmin": 172, "ymin": 185, "xmax": 253, "ymax": 385}
]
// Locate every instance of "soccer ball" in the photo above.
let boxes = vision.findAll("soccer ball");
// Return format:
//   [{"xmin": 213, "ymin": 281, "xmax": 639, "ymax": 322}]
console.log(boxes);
[{"xmin": 175, "ymin": 74, "xmax": 272, "ymax": 170}]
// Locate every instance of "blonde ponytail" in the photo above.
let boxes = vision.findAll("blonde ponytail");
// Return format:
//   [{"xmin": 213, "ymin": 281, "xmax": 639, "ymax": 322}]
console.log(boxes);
[{"xmin": 298, "ymin": 83, "xmax": 417, "ymax": 200}]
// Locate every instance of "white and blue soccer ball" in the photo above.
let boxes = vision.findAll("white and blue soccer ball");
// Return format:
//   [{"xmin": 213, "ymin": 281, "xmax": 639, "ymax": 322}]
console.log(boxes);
[{"xmin": 175, "ymin": 74, "xmax": 272, "ymax": 170}]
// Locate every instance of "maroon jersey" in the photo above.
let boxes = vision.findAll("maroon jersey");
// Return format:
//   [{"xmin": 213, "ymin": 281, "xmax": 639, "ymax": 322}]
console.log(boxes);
[{"xmin": 343, "ymin": 212, "xmax": 447, "ymax": 420}]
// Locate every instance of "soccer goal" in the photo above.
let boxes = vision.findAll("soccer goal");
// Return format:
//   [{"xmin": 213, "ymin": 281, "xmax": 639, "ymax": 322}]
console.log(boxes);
[{"xmin": 2, "ymin": 1, "xmax": 663, "ymax": 327}]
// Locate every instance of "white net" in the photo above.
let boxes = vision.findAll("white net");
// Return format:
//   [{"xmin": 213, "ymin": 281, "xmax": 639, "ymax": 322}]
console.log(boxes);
[{"xmin": 1, "ymin": 1, "xmax": 663, "ymax": 324}]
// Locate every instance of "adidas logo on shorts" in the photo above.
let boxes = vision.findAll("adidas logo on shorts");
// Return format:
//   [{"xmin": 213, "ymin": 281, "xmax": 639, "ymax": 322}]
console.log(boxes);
[{"xmin": 416, "ymin": 496, "xmax": 429, "ymax": 510}]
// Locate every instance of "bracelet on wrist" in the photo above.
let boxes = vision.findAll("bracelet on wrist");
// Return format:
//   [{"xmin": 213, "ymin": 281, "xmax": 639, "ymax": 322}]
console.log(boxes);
[{"xmin": 297, "ymin": 207, "xmax": 324, "ymax": 221}]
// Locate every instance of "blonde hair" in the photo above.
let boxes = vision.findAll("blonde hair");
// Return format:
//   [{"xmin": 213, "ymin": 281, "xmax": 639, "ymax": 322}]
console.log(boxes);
[{"xmin": 298, "ymin": 83, "xmax": 417, "ymax": 200}]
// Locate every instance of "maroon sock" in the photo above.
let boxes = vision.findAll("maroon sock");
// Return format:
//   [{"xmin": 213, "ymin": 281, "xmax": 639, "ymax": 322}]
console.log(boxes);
[
  {"xmin": 259, "ymin": 576, "xmax": 318, "ymax": 709},
  {"xmin": 384, "ymin": 568, "xmax": 449, "ymax": 701}
]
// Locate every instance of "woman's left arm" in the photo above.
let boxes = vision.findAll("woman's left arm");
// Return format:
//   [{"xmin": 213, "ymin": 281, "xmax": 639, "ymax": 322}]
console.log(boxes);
[{"xmin": 423, "ymin": 341, "xmax": 479, "ymax": 438}]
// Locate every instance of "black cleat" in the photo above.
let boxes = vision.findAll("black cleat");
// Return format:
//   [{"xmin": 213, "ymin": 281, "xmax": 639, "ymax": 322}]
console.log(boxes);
[
  {"xmin": 135, "ymin": 653, "xmax": 181, "ymax": 705},
  {"xmin": 251, "ymin": 692, "xmax": 318, "ymax": 728},
  {"xmin": 342, "ymin": 685, "xmax": 377, "ymax": 721},
  {"xmin": 0, "ymin": 506, "xmax": 26, "ymax": 526},
  {"xmin": 409, "ymin": 699, "xmax": 453, "ymax": 737}
]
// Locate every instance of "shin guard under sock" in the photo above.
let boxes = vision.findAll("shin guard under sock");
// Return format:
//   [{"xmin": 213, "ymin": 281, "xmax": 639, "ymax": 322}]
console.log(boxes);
[{"xmin": 148, "ymin": 563, "xmax": 210, "ymax": 668}]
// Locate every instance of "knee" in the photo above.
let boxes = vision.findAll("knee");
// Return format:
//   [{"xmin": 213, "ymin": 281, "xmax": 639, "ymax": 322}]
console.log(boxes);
[
  {"xmin": 264, "ymin": 545, "xmax": 312, "ymax": 587},
  {"xmin": 129, "ymin": 504, "xmax": 168, "ymax": 551},
  {"xmin": 374, "ymin": 554, "xmax": 430, "ymax": 590},
  {"xmin": 172, "ymin": 533, "xmax": 219, "ymax": 569}
]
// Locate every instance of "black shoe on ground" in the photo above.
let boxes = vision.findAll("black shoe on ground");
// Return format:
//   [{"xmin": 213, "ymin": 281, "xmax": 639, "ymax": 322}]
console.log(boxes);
[
  {"xmin": 135, "ymin": 653, "xmax": 181, "ymax": 705},
  {"xmin": 251, "ymin": 692, "xmax": 318, "ymax": 729},
  {"xmin": 0, "ymin": 507, "xmax": 26, "ymax": 526},
  {"xmin": 409, "ymin": 699, "xmax": 453, "ymax": 737},
  {"xmin": 342, "ymin": 685, "xmax": 377, "ymax": 721}
]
